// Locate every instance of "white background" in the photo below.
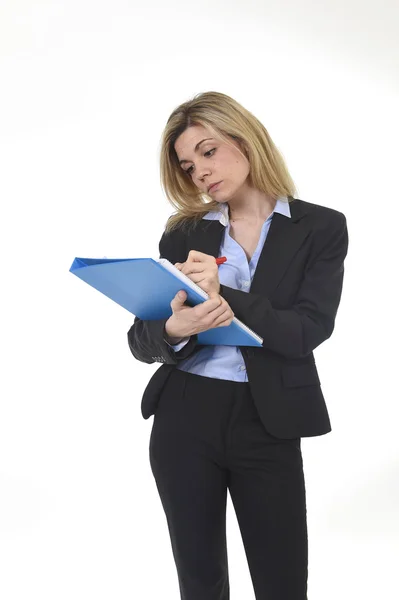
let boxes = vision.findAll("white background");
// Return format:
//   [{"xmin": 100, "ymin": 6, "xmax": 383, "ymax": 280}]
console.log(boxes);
[{"xmin": 0, "ymin": 1, "xmax": 398, "ymax": 598}]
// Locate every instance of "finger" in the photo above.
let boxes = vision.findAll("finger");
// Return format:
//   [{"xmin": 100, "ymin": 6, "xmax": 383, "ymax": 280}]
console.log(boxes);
[
  {"xmin": 181, "ymin": 252, "xmax": 215, "ymax": 272},
  {"xmin": 170, "ymin": 290, "xmax": 186, "ymax": 311},
  {"xmin": 216, "ymin": 315, "xmax": 234, "ymax": 327},
  {"xmin": 187, "ymin": 250, "xmax": 209, "ymax": 261},
  {"xmin": 213, "ymin": 307, "xmax": 234, "ymax": 327},
  {"xmin": 204, "ymin": 301, "xmax": 227, "ymax": 325},
  {"xmin": 181, "ymin": 263, "xmax": 205, "ymax": 275},
  {"xmin": 195, "ymin": 296, "xmax": 221, "ymax": 318},
  {"xmin": 209, "ymin": 312, "xmax": 229, "ymax": 329},
  {"xmin": 180, "ymin": 260, "xmax": 206, "ymax": 276},
  {"xmin": 211, "ymin": 302, "xmax": 234, "ymax": 323}
]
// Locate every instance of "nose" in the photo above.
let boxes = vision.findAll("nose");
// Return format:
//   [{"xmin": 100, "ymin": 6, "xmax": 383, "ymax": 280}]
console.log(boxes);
[{"xmin": 197, "ymin": 169, "xmax": 211, "ymax": 188}]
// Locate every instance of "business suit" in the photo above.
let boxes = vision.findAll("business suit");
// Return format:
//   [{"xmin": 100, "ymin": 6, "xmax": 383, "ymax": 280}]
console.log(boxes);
[
  {"xmin": 128, "ymin": 196, "xmax": 349, "ymax": 439},
  {"xmin": 127, "ymin": 196, "xmax": 348, "ymax": 599}
]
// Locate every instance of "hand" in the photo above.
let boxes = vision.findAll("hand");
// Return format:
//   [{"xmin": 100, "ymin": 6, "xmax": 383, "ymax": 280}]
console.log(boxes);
[
  {"xmin": 165, "ymin": 290, "xmax": 234, "ymax": 339},
  {"xmin": 175, "ymin": 250, "xmax": 220, "ymax": 297}
]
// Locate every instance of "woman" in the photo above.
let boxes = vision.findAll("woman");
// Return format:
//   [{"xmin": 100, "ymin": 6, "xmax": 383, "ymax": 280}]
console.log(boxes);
[{"xmin": 127, "ymin": 91, "xmax": 349, "ymax": 600}]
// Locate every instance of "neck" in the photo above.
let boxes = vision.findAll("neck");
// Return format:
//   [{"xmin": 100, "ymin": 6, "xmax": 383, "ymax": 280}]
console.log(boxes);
[{"xmin": 228, "ymin": 194, "xmax": 277, "ymax": 222}]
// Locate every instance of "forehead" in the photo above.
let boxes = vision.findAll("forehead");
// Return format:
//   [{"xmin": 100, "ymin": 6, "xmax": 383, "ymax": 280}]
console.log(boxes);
[{"xmin": 174, "ymin": 125, "xmax": 216, "ymax": 155}]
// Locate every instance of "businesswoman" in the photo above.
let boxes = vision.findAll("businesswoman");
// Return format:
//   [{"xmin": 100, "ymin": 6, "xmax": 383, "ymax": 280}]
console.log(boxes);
[{"xmin": 127, "ymin": 91, "xmax": 349, "ymax": 600}]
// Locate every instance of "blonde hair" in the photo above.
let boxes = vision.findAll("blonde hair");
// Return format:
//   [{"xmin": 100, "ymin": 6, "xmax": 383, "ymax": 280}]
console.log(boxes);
[{"xmin": 159, "ymin": 91, "xmax": 298, "ymax": 234}]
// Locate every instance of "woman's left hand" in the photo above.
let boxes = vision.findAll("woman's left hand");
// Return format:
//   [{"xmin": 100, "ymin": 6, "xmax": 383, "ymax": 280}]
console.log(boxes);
[{"xmin": 175, "ymin": 250, "xmax": 220, "ymax": 297}]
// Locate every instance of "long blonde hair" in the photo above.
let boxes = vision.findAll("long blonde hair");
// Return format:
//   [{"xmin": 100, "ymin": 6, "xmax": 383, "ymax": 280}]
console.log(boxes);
[{"xmin": 159, "ymin": 91, "xmax": 298, "ymax": 234}]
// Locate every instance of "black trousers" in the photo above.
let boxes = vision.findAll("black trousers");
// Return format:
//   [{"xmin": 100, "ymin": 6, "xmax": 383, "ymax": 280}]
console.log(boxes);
[{"xmin": 149, "ymin": 368, "xmax": 308, "ymax": 600}]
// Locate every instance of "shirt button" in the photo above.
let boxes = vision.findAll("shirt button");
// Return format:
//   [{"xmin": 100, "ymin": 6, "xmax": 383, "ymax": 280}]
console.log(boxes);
[{"xmin": 240, "ymin": 365, "xmax": 246, "ymax": 371}]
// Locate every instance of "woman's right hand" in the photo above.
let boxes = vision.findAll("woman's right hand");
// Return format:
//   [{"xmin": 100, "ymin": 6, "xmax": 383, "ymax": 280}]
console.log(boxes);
[{"xmin": 164, "ymin": 290, "xmax": 235, "ymax": 340}]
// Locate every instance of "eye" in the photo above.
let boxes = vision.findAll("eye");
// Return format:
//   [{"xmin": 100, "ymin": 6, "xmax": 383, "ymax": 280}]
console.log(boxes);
[{"xmin": 184, "ymin": 148, "xmax": 216, "ymax": 175}]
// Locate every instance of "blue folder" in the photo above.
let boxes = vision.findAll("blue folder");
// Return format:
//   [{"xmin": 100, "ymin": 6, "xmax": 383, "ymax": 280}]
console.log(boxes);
[{"xmin": 69, "ymin": 256, "xmax": 263, "ymax": 347}]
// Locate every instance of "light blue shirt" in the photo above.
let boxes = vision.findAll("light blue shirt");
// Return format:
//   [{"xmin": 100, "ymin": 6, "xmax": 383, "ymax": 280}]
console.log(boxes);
[{"xmin": 166, "ymin": 196, "xmax": 292, "ymax": 382}]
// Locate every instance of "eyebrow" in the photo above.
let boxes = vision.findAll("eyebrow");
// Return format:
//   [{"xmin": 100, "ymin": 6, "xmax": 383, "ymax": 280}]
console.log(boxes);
[{"xmin": 179, "ymin": 138, "xmax": 214, "ymax": 165}]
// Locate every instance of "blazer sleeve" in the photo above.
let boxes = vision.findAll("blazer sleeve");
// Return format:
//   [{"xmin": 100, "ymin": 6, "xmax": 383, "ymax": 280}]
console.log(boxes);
[
  {"xmin": 219, "ymin": 213, "xmax": 349, "ymax": 359},
  {"xmin": 165, "ymin": 337, "xmax": 191, "ymax": 351},
  {"xmin": 126, "ymin": 224, "xmax": 199, "ymax": 365}
]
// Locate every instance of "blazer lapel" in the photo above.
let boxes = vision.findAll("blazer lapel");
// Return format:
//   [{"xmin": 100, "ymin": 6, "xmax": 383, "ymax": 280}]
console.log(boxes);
[{"xmin": 186, "ymin": 198, "xmax": 311, "ymax": 298}]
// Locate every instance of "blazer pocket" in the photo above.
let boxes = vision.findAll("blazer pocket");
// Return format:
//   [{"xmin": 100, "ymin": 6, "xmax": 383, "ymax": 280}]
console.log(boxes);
[{"xmin": 281, "ymin": 363, "xmax": 321, "ymax": 387}]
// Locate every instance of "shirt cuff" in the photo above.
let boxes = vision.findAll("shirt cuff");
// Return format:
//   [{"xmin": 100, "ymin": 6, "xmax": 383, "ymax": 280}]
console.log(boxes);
[{"xmin": 164, "ymin": 337, "xmax": 190, "ymax": 352}]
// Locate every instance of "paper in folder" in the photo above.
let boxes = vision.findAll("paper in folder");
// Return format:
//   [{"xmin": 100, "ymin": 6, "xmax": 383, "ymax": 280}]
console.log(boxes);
[{"xmin": 69, "ymin": 256, "xmax": 263, "ymax": 347}]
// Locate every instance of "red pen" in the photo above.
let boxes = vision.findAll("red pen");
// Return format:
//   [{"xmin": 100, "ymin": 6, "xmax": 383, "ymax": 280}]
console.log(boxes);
[{"xmin": 215, "ymin": 256, "xmax": 227, "ymax": 265}]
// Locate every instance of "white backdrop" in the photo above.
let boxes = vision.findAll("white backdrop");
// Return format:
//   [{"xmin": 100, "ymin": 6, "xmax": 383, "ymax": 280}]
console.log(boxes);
[{"xmin": 0, "ymin": 1, "xmax": 398, "ymax": 598}]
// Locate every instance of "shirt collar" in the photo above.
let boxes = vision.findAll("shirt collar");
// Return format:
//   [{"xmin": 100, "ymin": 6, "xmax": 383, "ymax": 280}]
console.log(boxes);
[{"xmin": 202, "ymin": 195, "xmax": 291, "ymax": 227}]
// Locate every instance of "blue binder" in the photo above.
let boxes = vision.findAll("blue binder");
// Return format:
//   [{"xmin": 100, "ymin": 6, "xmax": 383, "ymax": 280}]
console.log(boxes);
[{"xmin": 69, "ymin": 256, "xmax": 263, "ymax": 347}]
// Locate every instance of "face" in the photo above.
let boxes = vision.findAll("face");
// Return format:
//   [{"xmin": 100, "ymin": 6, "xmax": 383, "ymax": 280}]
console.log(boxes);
[{"xmin": 174, "ymin": 124, "xmax": 252, "ymax": 204}]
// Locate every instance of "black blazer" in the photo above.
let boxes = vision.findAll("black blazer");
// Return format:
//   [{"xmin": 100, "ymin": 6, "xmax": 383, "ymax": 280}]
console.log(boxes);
[{"xmin": 127, "ymin": 197, "xmax": 349, "ymax": 439}]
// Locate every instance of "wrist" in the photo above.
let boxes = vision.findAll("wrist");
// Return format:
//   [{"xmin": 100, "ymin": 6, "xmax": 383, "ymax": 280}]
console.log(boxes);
[
  {"xmin": 165, "ymin": 334, "xmax": 184, "ymax": 345},
  {"xmin": 164, "ymin": 318, "xmax": 184, "ymax": 344}
]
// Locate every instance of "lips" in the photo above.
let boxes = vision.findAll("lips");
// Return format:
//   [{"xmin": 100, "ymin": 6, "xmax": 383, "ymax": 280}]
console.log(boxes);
[{"xmin": 208, "ymin": 181, "xmax": 221, "ymax": 192}]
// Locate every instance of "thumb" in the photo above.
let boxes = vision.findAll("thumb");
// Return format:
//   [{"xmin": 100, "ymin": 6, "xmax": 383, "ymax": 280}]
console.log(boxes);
[{"xmin": 170, "ymin": 290, "xmax": 186, "ymax": 313}]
